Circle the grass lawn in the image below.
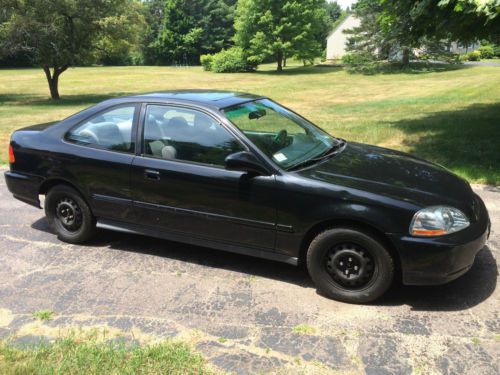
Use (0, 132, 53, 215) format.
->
(1, 62, 499, 184)
(0, 337, 211, 374)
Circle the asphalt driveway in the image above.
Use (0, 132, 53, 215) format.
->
(0, 174, 498, 374)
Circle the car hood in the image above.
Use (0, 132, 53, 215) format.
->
(298, 142, 473, 210)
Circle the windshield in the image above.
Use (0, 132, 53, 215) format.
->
(224, 99, 338, 169)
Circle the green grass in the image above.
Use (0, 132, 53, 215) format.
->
(0, 337, 211, 374)
(1, 62, 499, 184)
(292, 324, 317, 335)
(32, 310, 54, 321)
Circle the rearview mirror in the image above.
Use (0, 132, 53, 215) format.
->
(248, 109, 266, 120)
(225, 151, 269, 175)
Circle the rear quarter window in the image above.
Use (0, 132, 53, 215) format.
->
(66, 106, 136, 153)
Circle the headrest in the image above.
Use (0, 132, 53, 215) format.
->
(168, 116, 189, 128)
(162, 145, 177, 159)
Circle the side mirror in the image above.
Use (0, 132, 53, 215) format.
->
(225, 151, 269, 175)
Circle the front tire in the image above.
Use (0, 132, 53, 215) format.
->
(45, 185, 96, 244)
(307, 227, 394, 304)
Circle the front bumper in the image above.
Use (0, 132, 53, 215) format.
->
(390, 196, 491, 286)
(4, 170, 42, 208)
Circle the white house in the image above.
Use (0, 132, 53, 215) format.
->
(449, 41, 480, 54)
(326, 14, 360, 60)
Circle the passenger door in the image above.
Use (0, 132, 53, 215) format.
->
(63, 104, 139, 222)
(130, 104, 277, 251)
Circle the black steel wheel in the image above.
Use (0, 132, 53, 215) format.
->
(307, 227, 394, 303)
(55, 197, 83, 232)
(326, 243, 375, 289)
(45, 185, 96, 244)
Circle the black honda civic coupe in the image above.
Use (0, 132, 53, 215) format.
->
(5, 90, 490, 303)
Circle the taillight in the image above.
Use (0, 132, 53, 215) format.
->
(8, 145, 15, 164)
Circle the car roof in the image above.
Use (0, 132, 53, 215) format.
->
(122, 90, 264, 110)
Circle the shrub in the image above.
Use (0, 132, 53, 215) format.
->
(418, 53, 431, 61)
(342, 52, 381, 74)
(437, 52, 460, 64)
(493, 45, 500, 58)
(462, 51, 481, 61)
(341, 51, 376, 65)
(209, 47, 258, 73)
(130, 51, 145, 66)
(478, 45, 494, 59)
(200, 54, 213, 71)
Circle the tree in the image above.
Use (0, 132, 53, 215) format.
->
(234, 0, 329, 71)
(394, 0, 500, 44)
(143, 0, 237, 65)
(325, 1, 342, 25)
(94, 1, 146, 65)
(346, 0, 500, 67)
(345, 0, 388, 58)
(378, 0, 500, 64)
(142, 0, 166, 65)
(376, 1, 425, 65)
(155, 0, 201, 65)
(0, 0, 144, 99)
(200, 0, 238, 53)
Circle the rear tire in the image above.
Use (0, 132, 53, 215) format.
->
(307, 227, 394, 304)
(45, 185, 96, 244)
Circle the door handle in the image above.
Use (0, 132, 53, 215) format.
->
(144, 169, 160, 181)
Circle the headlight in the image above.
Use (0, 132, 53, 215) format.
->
(410, 206, 470, 237)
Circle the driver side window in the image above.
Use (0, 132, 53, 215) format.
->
(143, 105, 244, 166)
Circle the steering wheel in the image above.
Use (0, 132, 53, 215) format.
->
(273, 129, 288, 147)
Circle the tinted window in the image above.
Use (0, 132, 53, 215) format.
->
(66, 106, 136, 153)
(143, 105, 244, 166)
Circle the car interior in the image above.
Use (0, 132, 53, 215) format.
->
(143, 106, 242, 165)
(67, 106, 135, 152)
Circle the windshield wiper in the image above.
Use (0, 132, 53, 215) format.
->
(287, 158, 322, 171)
(287, 139, 346, 171)
(318, 139, 346, 158)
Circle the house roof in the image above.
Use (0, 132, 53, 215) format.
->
(326, 13, 357, 39)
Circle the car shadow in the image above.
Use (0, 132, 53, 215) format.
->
(30, 218, 313, 288)
(31, 218, 498, 311)
(378, 245, 498, 311)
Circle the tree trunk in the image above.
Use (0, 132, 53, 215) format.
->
(276, 50, 283, 72)
(401, 48, 410, 67)
(43, 65, 68, 100)
(283, 55, 287, 68)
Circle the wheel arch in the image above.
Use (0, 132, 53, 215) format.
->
(298, 218, 402, 276)
(38, 178, 92, 208)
